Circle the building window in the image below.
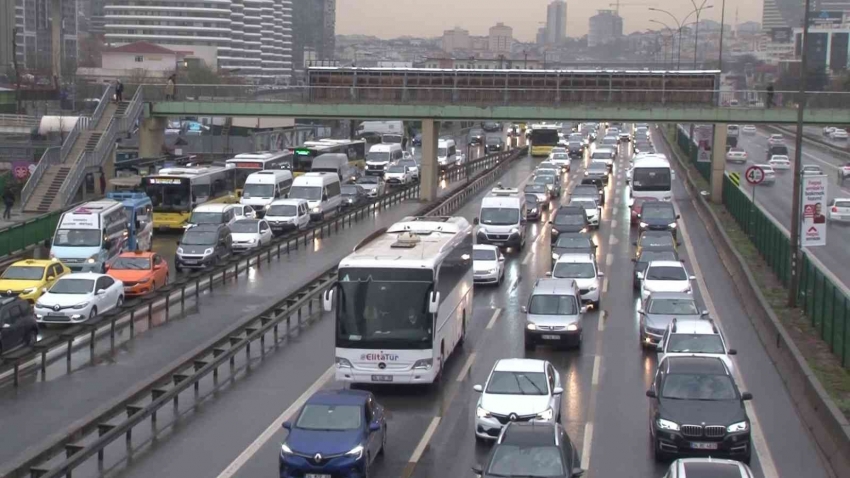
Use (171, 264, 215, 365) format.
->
(135, 56, 144, 62)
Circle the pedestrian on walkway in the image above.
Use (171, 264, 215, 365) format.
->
(98, 167, 107, 195)
(3, 188, 14, 220)
(115, 79, 124, 103)
(165, 75, 176, 101)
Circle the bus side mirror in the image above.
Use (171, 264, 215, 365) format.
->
(322, 288, 334, 312)
(428, 291, 440, 314)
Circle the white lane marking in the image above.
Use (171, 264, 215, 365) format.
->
(605, 253, 613, 266)
(612, 207, 618, 216)
(409, 417, 442, 463)
(522, 250, 535, 265)
(456, 352, 477, 382)
(598, 310, 606, 332)
(486, 308, 502, 330)
(611, 219, 618, 229)
(591, 355, 602, 385)
(216, 366, 335, 478)
(674, 202, 780, 478)
(580, 423, 594, 470)
(535, 229, 547, 244)
(602, 278, 609, 295)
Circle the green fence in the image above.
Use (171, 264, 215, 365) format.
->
(0, 209, 64, 259)
(675, 125, 711, 181)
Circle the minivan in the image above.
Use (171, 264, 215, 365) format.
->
(365, 143, 403, 176)
(186, 204, 237, 229)
(287, 172, 342, 220)
(437, 139, 458, 169)
(240, 170, 293, 216)
(175, 224, 232, 271)
(522, 278, 586, 349)
(265, 198, 310, 235)
(474, 186, 527, 249)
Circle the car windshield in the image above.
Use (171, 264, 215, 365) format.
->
(242, 183, 274, 198)
(729, 147, 745, 153)
(525, 194, 539, 205)
(53, 229, 102, 247)
(268, 204, 297, 216)
(487, 445, 565, 477)
(295, 404, 362, 431)
(638, 250, 677, 264)
(571, 200, 596, 210)
(367, 151, 390, 162)
(189, 212, 224, 225)
(555, 236, 592, 248)
(552, 153, 569, 160)
(661, 373, 737, 400)
(486, 137, 502, 144)
(357, 176, 378, 184)
(341, 185, 360, 196)
(288, 186, 323, 201)
(592, 151, 614, 159)
(554, 213, 584, 225)
(480, 207, 519, 226)
(470, 129, 484, 137)
(569, 142, 582, 149)
(525, 184, 546, 193)
(2, 266, 45, 280)
(553, 262, 596, 279)
(649, 298, 698, 315)
(387, 165, 406, 174)
(588, 163, 607, 172)
(646, 266, 687, 281)
(473, 249, 497, 261)
(111, 257, 151, 270)
(642, 206, 676, 221)
(602, 137, 617, 144)
(50, 278, 94, 294)
(181, 231, 217, 246)
(667, 334, 726, 354)
(529, 295, 579, 315)
(231, 220, 260, 233)
(534, 176, 554, 185)
(572, 186, 599, 197)
(641, 234, 674, 248)
(486, 371, 548, 395)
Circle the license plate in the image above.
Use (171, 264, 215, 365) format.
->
(371, 375, 393, 382)
(306, 474, 331, 478)
(691, 442, 718, 450)
(542, 335, 560, 340)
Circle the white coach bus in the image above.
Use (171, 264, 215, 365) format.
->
(323, 216, 474, 385)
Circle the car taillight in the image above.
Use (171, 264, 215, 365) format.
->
(833, 206, 839, 212)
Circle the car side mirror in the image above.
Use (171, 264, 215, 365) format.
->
(637, 309, 645, 315)
(656, 343, 663, 352)
(472, 464, 483, 475)
(553, 387, 564, 395)
(580, 306, 588, 314)
(630, 258, 636, 263)
(323, 288, 334, 312)
(47, 275, 55, 281)
(1, 323, 10, 329)
(473, 217, 479, 225)
(701, 310, 709, 316)
(741, 392, 753, 401)
(521, 305, 528, 313)
(96, 289, 107, 295)
(282, 421, 292, 430)
(597, 272, 604, 277)
(473, 384, 483, 393)
(545, 272, 552, 277)
(498, 256, 505, 263)
(728, 349, 738, 355)
(103, 264, 110, 272)
(645, 390, 657, 398)
(571, 468, 586, 478)
(369, 422, 381, 432)
(676, 214, 681, 219)
(428, 291, 440, 314)
(689, 275, 696, 280)
(176, 240, 181, 246)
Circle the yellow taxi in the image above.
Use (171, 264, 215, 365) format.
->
(0, 259, 71, 303)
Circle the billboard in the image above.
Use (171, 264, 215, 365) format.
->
(801, 175, 828, 247)
(771, 27, 793, 43)
(809, 11, 844, 27)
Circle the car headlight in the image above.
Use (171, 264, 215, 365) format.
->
(35, 300, 46, 308)
(413, 358, 433, 369)
(138, 277, 151, 283)
(264, 204, 271, 210)
(526, 322, 537, 330)
(248, 238, 257, 244)
(177, 247, 184, 254)
(727, 421, 748, 433)
(639, 222, 649, 228)
(552, 252, 560, 261)
(636, 271, 644, 279)
(345, 444, 364, 460)
(566, 323, 579, 331)
(656, 418, 680, 431)
(536, 408, 554, 421)
(476, 407, 492, 418)
(584, 171, 589, 176)
(487, 268, 498, 274)
(204, 248, 214, 255)
(280, 443, 293, 455)
(588, 285, 597, 291)
(87, 256, 97, 264)
(579, 228, 588, 233)
(510, 228, 519, 235)
(72, 301, 90, 310)
(668, 223, 677, 228)
(21, 287, 35, 294)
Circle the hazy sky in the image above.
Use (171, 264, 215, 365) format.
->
(337, 0, 762, 40)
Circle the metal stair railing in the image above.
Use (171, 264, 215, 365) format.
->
(19, 148, 59, 208)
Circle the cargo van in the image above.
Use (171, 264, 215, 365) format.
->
(50, 200, 129, 272)
(311, 153, 358, 183)
(474, 186, 527, 249)
(240, 170, 293, 215)
(365, 143, 403, 176)
(437, 139, 458, 169)
(288, 172, 342, 220)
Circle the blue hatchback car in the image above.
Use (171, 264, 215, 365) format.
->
(279, 389, 387, 478)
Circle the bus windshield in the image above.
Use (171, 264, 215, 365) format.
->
(336, 268, 434, 349)
(632, 167, 672, 192)
(530, 129, 559, 146)
(144, 181, 192, 212)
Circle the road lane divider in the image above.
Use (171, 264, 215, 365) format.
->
(456, 352, 477, 383)
(486, 308, 502, 330)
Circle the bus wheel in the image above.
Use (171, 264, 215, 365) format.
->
(433, 345, 445, 385)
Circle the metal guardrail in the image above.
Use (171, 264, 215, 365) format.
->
(1, 146, 525, 478)
(0, 114, 39, 127)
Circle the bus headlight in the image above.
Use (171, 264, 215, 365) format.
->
(413, 358, 433, 369)
(335, 357, 353, 368)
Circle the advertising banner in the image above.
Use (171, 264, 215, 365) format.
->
(801, 175, 828, 247)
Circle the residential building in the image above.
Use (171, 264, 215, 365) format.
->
(794, 25, 850, 72)
(536, 26, 547, 46)
(76, 41, 182, 83)
(546, 0, 567, 45)
(293, 0, 335, 71)
(489, 22, 513, 54)
(442, 27, 470, 53)
(0, 0, 14, 76)
(588, 9, 623, 48)
(8, 0, 79, 73)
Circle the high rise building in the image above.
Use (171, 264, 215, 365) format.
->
(8, 0, 79, 73)
(488, 22, 513, 53)
(546, 0, 567, 45)
(442, 27, 470, 53)
(0, 0, 14, 76)
(588, 9, 624, 47)
(293, 0, 336, 70)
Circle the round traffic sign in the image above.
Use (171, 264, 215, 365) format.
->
(745, 165, 765, 185)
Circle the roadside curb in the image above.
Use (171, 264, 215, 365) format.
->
(659, 127, 850, 477)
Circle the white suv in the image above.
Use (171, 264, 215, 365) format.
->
(550, 253, 603, 308)
(657, 317, 738, 373)
(640, 260, 695, 301)
(473, 358, 563, 442)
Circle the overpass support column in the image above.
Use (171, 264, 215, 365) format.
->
(710, 124, 728, 204)
(420, 119, 440, 203)
(139, 117, 167, 158)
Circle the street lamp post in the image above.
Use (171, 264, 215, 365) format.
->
(717, 0, 726, 72)
(650, 5, 713, 69)
(690, 0, 712, 68)
(650, 19, 680, 69)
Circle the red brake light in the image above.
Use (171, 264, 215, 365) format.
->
(833, 206, 839, 213)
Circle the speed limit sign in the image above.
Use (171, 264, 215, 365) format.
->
(745, 165, 765, 185)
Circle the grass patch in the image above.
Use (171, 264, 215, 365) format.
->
(662, 126, 850, 420)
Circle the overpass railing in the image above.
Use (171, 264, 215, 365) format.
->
(136, 84, 850, 110)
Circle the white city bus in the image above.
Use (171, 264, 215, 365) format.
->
(323, 216, 474, 385)
(628, 154, 675, 202)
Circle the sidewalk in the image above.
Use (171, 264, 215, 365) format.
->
(0, 207, 43, 230)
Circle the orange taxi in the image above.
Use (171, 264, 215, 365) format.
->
(106, 251, 169, 297)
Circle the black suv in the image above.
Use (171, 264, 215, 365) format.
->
(485, 135, 505, 153)
(572, 184, 605, 206)
(550, 206, 589, 236)
(473, 422, 584, 478)
(175, 224, 233, 272)
(0, 297, 38, 353)
(639, 202, 680, 239)
(469, 128, 485, 146)
(647, 356, 752, 464)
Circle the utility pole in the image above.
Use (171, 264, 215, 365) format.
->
(789, 0, 814, 308)
(718, 0, 726, 72)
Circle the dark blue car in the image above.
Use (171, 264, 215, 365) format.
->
(279, 389, 387, 478)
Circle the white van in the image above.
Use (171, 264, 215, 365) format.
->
(365, 143, 403, 176)
(288, 172, 342, 220)
(187, 203, 238, 228)
(474, 186, 527, 249)
(265, 198, 311, 235)
(311, 153, 358, 183)
(437, 138, 458, 169)
(50, 200, 129, 272)
(240, 170, 293, 216)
